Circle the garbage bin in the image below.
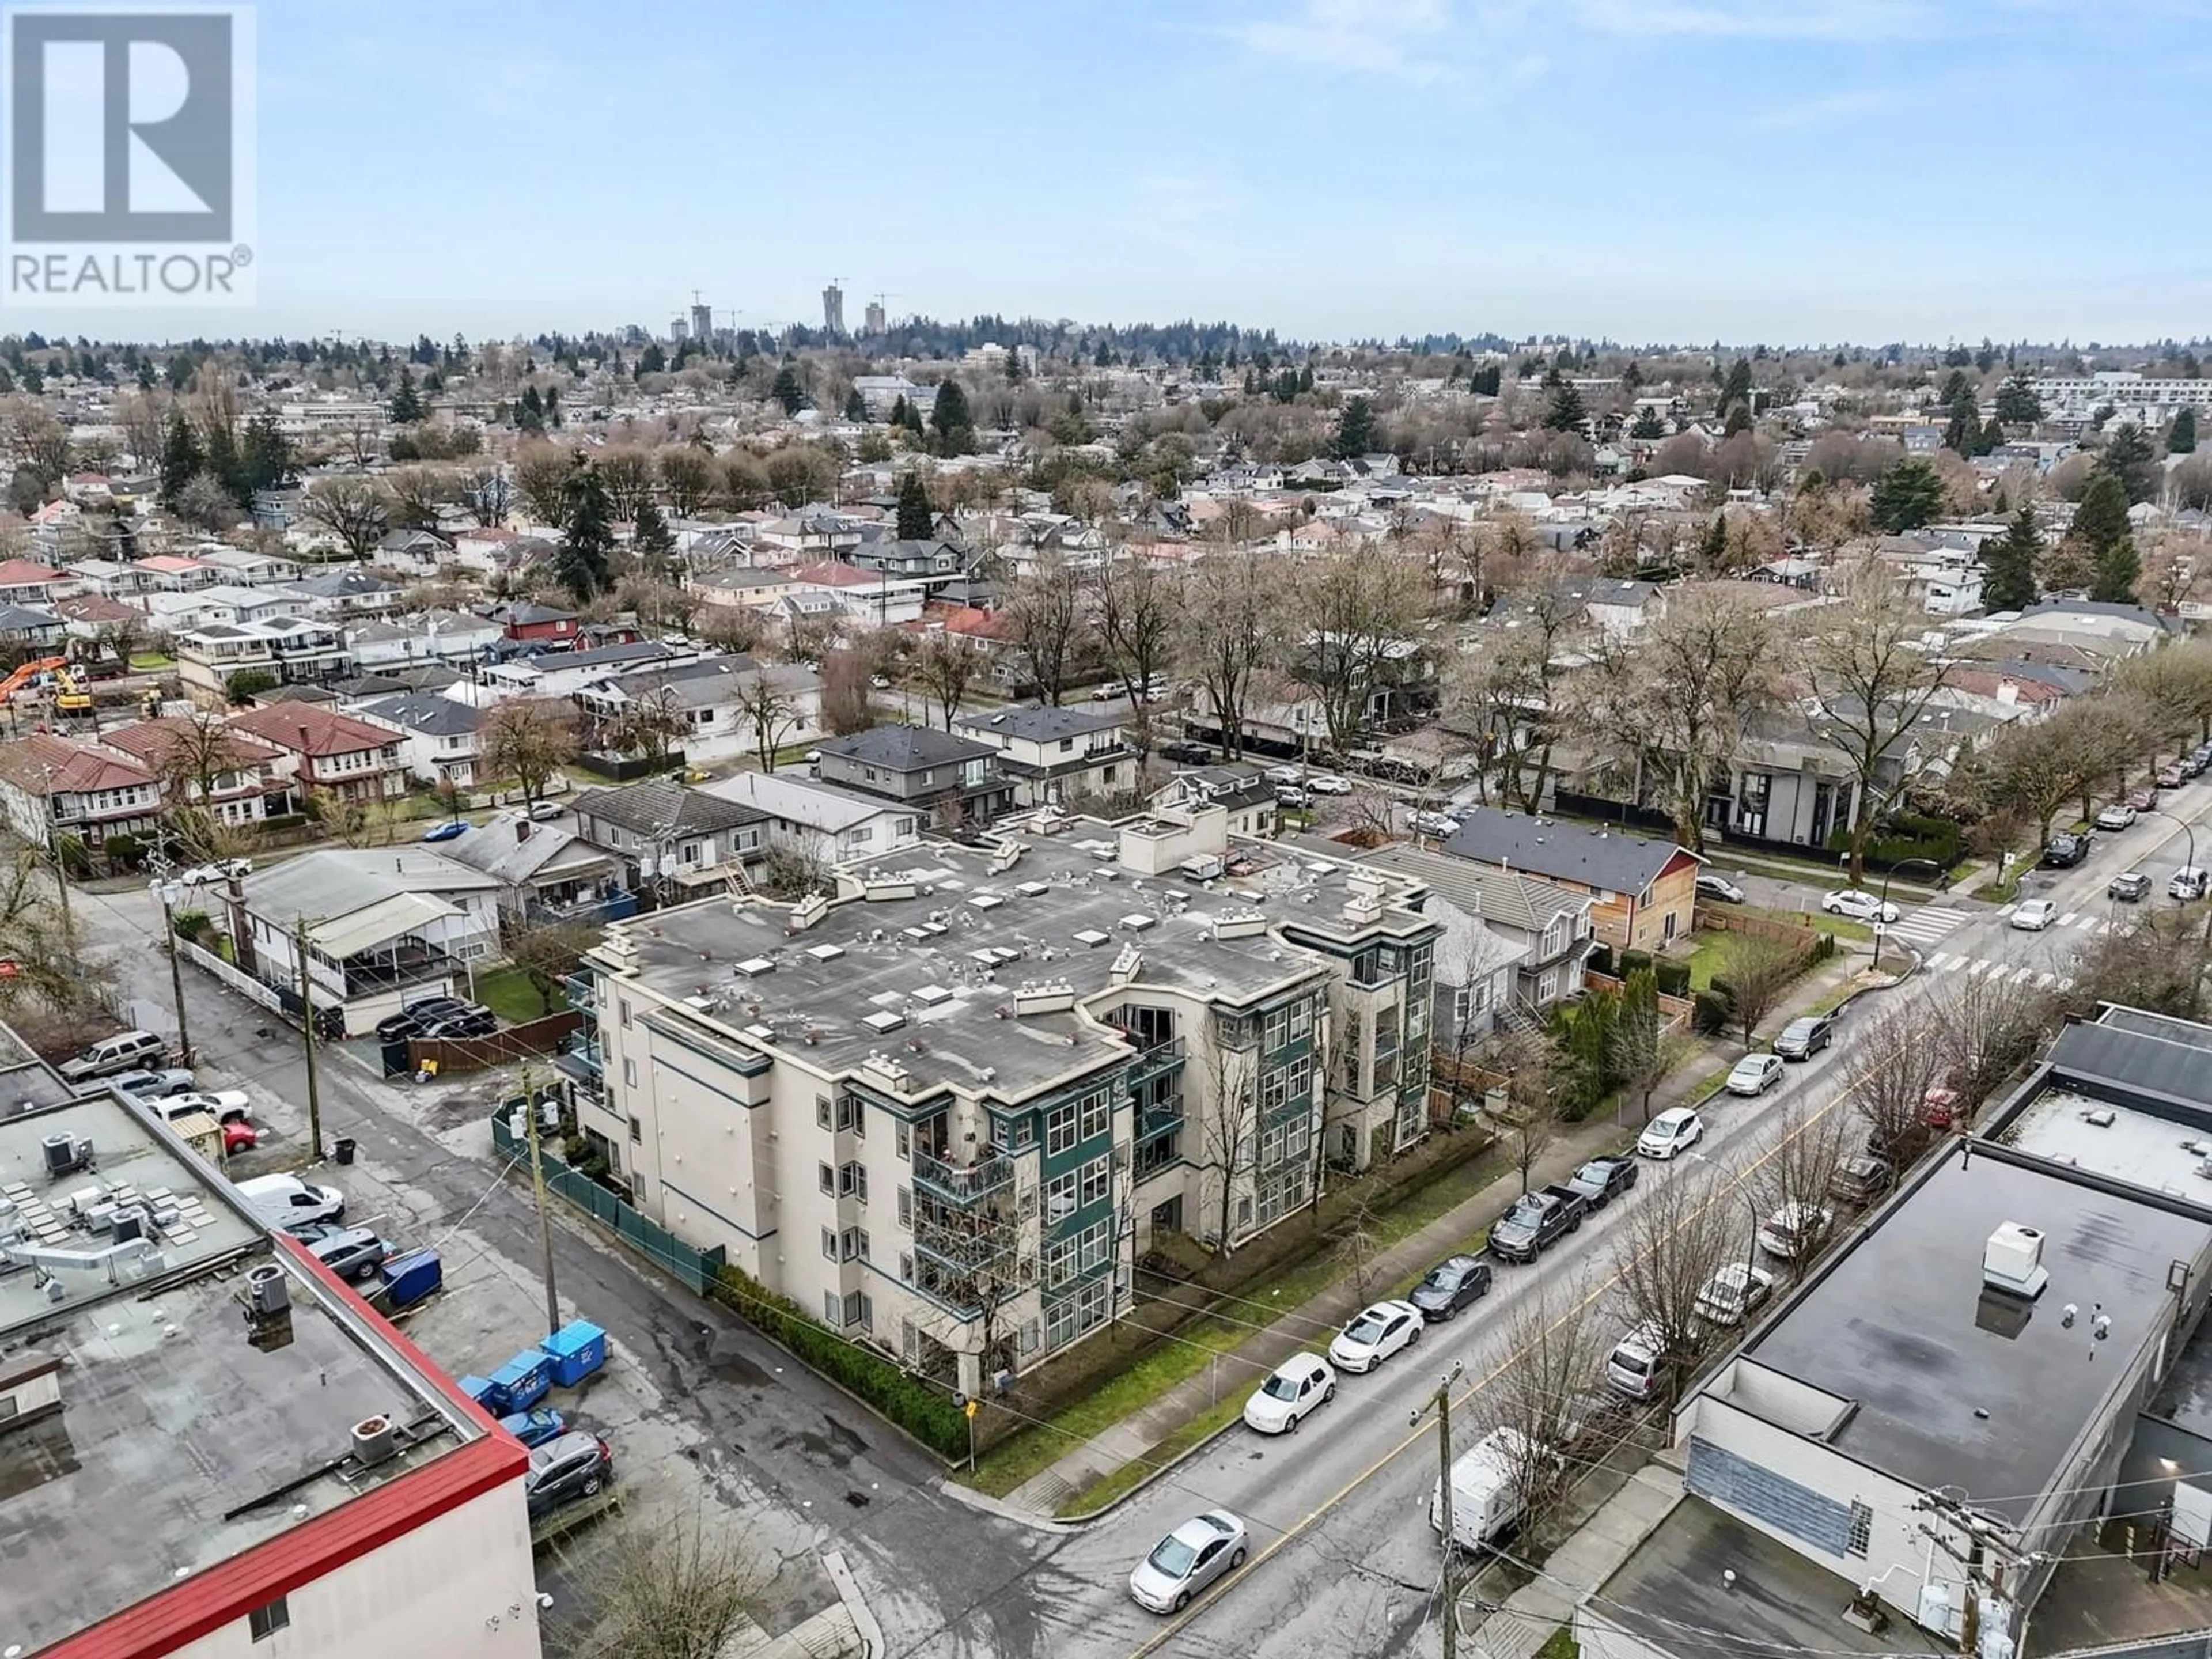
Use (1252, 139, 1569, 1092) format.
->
(334, 1137, 357, 1165)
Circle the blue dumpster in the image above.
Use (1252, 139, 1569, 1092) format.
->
(539, 1320, 608, 1387)
(490, 1348, 552, 1412)
(459, 1374, 506, 1415)
(379, 1249, 442, 1310)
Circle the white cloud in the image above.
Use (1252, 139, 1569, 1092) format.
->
(1567, 0, 1937, 40)
(1222, 0, 1458, 84)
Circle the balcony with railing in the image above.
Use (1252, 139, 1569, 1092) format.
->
(1134, 1093, 1185, 1180)
(1123, 1036, 1186, 1091)
(914, 1205, 1018, 1282)
(912, 1147, 1014, 1205)
(552, 1033, 604, 1100)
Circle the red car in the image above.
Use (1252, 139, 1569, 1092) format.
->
(2158, 764, 2188, 789)
(2127, 786, 2160, 812)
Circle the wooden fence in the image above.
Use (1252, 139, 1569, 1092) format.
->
(408, 1009, 583, 1075)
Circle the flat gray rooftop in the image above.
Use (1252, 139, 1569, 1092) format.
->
(0, 1094, 484, 1650)
(1745, 1147, 2212, 1520)
(1596, 1495, 1949, 1657)
(614, 828, 1419, 1101)
(2005, 1088, 2212, 1208)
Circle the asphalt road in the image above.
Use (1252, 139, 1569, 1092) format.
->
(73, 778, 2212, 1659)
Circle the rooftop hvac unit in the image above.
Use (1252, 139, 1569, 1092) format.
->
(110, 1209, 146, 1244)
(41, 1133, 91, 1177)
(351, 1414, 399, 1468)
(1983, 1221, 2048, 1299)
(245, 1263, 290, 1318)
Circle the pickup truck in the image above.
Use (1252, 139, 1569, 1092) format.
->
(1566, 1157, 1638, 1209)
(1490, 1184, 1588, 1263)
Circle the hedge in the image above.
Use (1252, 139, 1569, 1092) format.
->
(707, 1264, 968, 1460)
(1654, 959, 1692, 997)
(1585, 943, 1615, 978)
(1825, 811, 1962, 874)
(1693, 989, 1733, 1034)
(1618, 949, 1655, 979)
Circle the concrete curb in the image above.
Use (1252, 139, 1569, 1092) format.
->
(822, 1550, 884, 1658)
(1052, 1411, 1248, 1527)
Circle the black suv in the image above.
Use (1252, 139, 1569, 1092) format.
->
(2041, 832, 2093, 868)
(1407, 1253, 1493, 1321)
(525, 1431, 613, 1518)
(376, 998, 472, 1042)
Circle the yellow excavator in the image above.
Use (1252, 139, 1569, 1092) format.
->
(52, 665, 90, 714)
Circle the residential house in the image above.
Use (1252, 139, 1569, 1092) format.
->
(354, 689, 486, 788)
(813, 724, 1014, 825)
(228, 702, 408, 803)
(499, 601, 579, 644)
(699, 769, 923, 866)
(369, 528, 452, 578)
(955, 702, 1132, 807)
(578, 657, 823, 768)
(480, 639, 681, 701)
(0, 558, 74, 608)
(1440, 806, 1699, 955)
(176, 618, 352, 703)
(349, 608, 504, 671)
(97, 717, 289, 828)
(232, 849, 503, 1032)
(130, 554, 214, 590)
(0, 732, 161, 846)
(570, 777, 769, 896)
(193, 545, 300, 586)
(0, 605, 67, 651)
(441, 808, 623, 925)
(1166, 768, 1279, 839)
(687, 566, 798, 612)
(290, 566, 403, 618)
(786, 562, 928, 627)
(753, 509, 866, 562)
(53, 592, 145, 646)
(847, 538, 970, 589)
(61, 559, 149, 600)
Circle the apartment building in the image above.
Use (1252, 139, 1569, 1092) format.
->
(569, 800, 1438, 1393)
(176, 617, 353, 704)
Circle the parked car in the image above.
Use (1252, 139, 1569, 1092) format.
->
(1725, 1054, 1786, 1097)
(1829, 1153, 1893, 1207)
(301, 1225, 392, 1282)
(1566, 1157, 1639, 1209)
(2174, 866, 2211, 902)
(1821, 888, 1900, 924)
(1757, 1203, 1834, 1262)
(1264, 765, 1305, 786)
(1408, 810, 1461, 837)
(1128, 1511, 1248, 1615)
(527, 798, 564, 821)
(2095, 804, 2138, 831)
(1304, 775, 1354, 796)
(110, 1066, 198, 1099)
(421, 820, 468, 843)
(2185, 752, 2211, 779)
(177, 857, 252, 884)
(376, 997, 475, 1042)
(1604, 1323, 1675, 1401)
(1695, 1261, 1778, 1326)
(2158, 763, 2188, 789)
(1490, 1185, 1588, 1263)
(162, 1089, 251, 1124)
(1695, 873, 1746, 904)
(1407, 1253, 1494, 1321)
(421, 1011, 497, 1040)
(2040, 832, 2093, 868)
(2109, 870, 2153, 903)
(236, 1172, 346, 1226)
(2126, 786, 2160, 811)
(2012, 898, 2059, 931)
(1638, 1107, 1705, 1158)
(524, 1431, 613, 1520)
(59, 1028, 168, 1084)
(1241, 1352, 1335, 1435)
(498, 1407, 569, 1448)
(1327, 1299, 1425, 1373)
(1274, 786, 1312, 809)
(1772, 1014, 1836, 1062)
(1158, 740, 1215, 764)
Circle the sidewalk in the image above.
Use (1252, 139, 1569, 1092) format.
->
(1003, 947, 1872, 1518)
(1460, 1463, 1687, 1659)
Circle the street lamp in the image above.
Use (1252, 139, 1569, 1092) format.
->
(150, 878, 195, 1067)
(1872, 857, 1946, 972)
(1690, 1150, 1762, 1270)
(2145, 808, 2210, 941)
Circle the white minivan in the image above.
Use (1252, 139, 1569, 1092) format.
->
(1604, 1324, 1673, 1401)
(235, 1173, 346, 1227)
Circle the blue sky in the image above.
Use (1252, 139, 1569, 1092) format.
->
(18, 0, 2212, 346)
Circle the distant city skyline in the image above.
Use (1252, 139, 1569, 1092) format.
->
(6, 0, 2207, 346)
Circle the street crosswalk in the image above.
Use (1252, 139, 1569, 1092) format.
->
(1884, 904, 1971, 947)
(1921, 953, 2078, 991)
(1994, 904, 2119, 935)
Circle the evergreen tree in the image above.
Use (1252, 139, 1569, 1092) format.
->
(2170, 407, 2198, 455)
(902, 397, 926, 438)
(1994, 374, 2043, 425)
(1723, 401, 1752, 437)
(888, 394, 910, 429)
(1622, 360, 1643, 391)
(1003, 346, 1024, 384)
(843, 388, 868, 423)
(2097, 422, 2157, 503)
(631, 499, 673, 559)
(1543, 381, 1589, 433)
(1870, 459, 1945, 532)
(1468, 364, 1501, 396)
(1944, 386, 1980, 454)
(2092, 533, 2142, 604)
(1629, 406, 1665, 440)
(1332, 396, 1378, 459)
(555, 457, 613, 600)
(240, 407, 293, 493)
(771, 364, 805, 416)
(2074, 473, 2133, 553)
(203, 422, 248, 505)
(1698, 512, 1730, 568)
(158, 412, 202, 505)
(1297, 365, 1314, 395)
(388, 368, 423, 423)
(1982, 505, 2041, 612)
(929, 379, 974, 452)
(517, 384, 545, 434)
(1720, 357, 1754, 413)
(637, 343, 666, 377)
(895, 473, 933, 540)
(1939, 368, 1971, 406)
(544, 385, 562, 428)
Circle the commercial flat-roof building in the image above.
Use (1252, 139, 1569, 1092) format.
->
(0, 1090, 534, 1658)
(570, 799, 1440, 1394)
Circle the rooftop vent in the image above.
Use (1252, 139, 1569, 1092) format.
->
(863, 876, 918, 903)
(2082, 1107, 2116, 1128)
(1016, 881, 1051, 899)
(862, 1010, 907, 1036)
(1013, 980, 1078, 1016)
(1983, 1221, 2048, 1300)
(1213, 910, 1269, 940)
(1109, 943, 1143, 985)
(805, 944, 844, 963)
(41, 1134, 92, 1179)
(789, 892, 831, 932)
(1119, 913, 1156, 933)
(970, 894, 1005, 912)
(245, 1263, 290, 1318)
(911, 984, 954, 1007)
(1073, 928, 1110, 949)
(351, 1414, 399, 1468)
(735, 957, 776, 977)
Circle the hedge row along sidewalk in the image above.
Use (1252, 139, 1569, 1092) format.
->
(994, 941, 1872, 1522)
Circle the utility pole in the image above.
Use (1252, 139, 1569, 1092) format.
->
(520, 1061, 562, 1337)
(1412, 1361, 1468, 1659)
(293, 914, 324, 1162)
(1915, 1488, 2016, 1657)
(153, 881, 193, 1066)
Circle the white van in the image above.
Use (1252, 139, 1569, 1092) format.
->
(1604, 1323, 1672, 1401)
(235, 1173, 346, 1226)
(1430, 1427, 1539, 1551)
(2172, 866, 2209, 902)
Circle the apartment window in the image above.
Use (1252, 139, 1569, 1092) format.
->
(1847, 1501, 1873, 1558)
(1264, 1008, 1289, 1050)
(1080, 1155, 1111, 1208)
(824, 1290, 846, 1326)
(838, 1161, 868, 1202)
(897, 1185, 912, 1228)
(622, 1058, 637, 1088)
(248, 1597, 290, 1641)
(1290, 997, 1313, 1038)
(895, 1120, 911, 1160)
(821, 1226, 839, 1260)
(1047, 1168, 1078, 1219)
(1046, 1101, 1078, 1156)
(1007, 1114, 1036, 1150)
(818, 1094, 834, 1130)
(842, 1226, 870, 1262)
(628, 1116, 642, 1143)
(1080, 1089, 1109, 1141)
(618, 997, 632, 1029)
(850, 1291, 873, 1332)
(819, 1161, 835, 1195)
(899, 1251, 914, 1284)
(838, 1095, 863, 1135)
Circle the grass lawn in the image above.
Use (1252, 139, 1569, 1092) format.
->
(128, 652, 174, 671)
(1056, 1393, 1250, 1517)
(1534, 1629, 1580, 1659)
(474, 965, 553, 1023)
(1734, 902, 1872, 943)
(1684, 931, 1729, 990)
(964, 1134, 1517, 1497)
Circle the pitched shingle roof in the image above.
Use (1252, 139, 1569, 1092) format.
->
(819, 724, 993, 771)
(1440, 805, 1689, 894)
(570, 777, 766, 837)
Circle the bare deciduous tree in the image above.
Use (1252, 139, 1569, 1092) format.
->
(1743, 1106, 1854, 1278)
(1001, 551, 1085, 706)
(595, 445, 656, 521)
(1472, 1278, 1613, 1529)
(655, 445, 717, 517)
(1851, 1003, 1946, 1174)
(1288, 544, 1429, 752)
(1180, 546, 1281, 762)
(1195, 1017, 1259, 1253)
(914, 634, 980, 730)
(481, 697, 578, 804)
(301, 476, 390, 559)
(513, 442, 579, 525)
(733, 669, 805, 771)
(1488, 1028, 1560, 1196)
(1093, 558, 1180, 752)
(1612, 1166, 1736, 1404)
(1719, 933, 1799, 1050)
(554, 1504, 768, 1659)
